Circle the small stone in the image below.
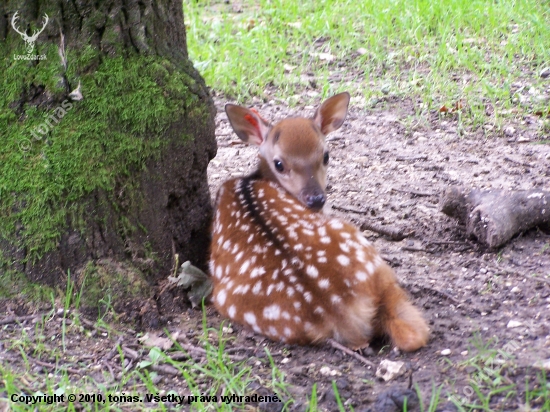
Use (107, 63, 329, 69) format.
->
(517, 136, 530, 143)
(357, 47, 368, 55)
(533, 359, 550, 370)
(504, 126, 515, 137)
(441, 349, 452, 356)
(319, 366, 331, 376)
(381, 83, 391, 95)
(376, 360, 406, 382)
(461, 350, 469, 356)
(541, 67, 550, 78)
(507, 320, 523, 329)
(511, 286, 521, 294)
(280, 357, 290, 364)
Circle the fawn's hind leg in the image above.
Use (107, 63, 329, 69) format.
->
(375, 265, 430, 352)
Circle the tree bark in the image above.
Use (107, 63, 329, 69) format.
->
(441, 187, 550, 249)
(0, 0, 216, 287)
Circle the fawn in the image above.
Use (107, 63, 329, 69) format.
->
(210, 93, 429, 351)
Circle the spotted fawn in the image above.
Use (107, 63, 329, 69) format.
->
(210, 93, 429, 351)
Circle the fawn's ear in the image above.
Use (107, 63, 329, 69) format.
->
(313, 92, 350, 135)
(225, 104, 271, 146)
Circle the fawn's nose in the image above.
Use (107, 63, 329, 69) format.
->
(305, 192, 326, 211)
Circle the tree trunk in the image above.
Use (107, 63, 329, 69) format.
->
(0, 0, 216, 288)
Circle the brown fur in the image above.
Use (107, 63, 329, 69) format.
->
(210, 178, 429, 351)
(211, 93, 429, 351)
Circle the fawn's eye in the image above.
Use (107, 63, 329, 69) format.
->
(274, 160, 284, 173)
(323, 152, 329, 165)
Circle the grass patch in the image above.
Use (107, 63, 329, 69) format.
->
(1, 281, 290, 412)
(184, 0, 550, 125)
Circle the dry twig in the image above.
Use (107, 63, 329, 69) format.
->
(327, 339, 376, 368)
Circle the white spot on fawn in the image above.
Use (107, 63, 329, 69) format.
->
(337, 254, 350, 266)
(252, 281, 263, 295)
(239, 260, 250, 275)
(217, 289, 227, 306)
(250, 266, 266, 278)
(233, 284, 250, 295)
(244, 312, 257, 326)
(355, 271, 368, 282)
(318, 278, 330, 289)
(314, 306, 324, 314)
(304, 292, 312, 302)
(366, 261, 375, 276)
(320, 236, 331, 244)
(235, 251, 244, 262)
(228, 305, 236, 318)
(263, 304, 281, 320)
(329, 219, 344, 229)
(306, 265, 319, 278)
(339, 242, 350, 253)
(331, 295, 342, 304)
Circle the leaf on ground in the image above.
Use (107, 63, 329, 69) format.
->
(139, 332, 175, 350)
(168, 261, 213, 308)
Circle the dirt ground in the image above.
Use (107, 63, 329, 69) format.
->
(1, 94, 549, 411)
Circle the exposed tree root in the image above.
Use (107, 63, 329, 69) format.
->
(440, 187, 550, 249)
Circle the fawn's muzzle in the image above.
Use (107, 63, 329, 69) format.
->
(304, 190, 326, 211)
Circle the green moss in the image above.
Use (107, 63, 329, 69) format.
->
(0, 44, 204, 263)
(77, 260, 150, 313)
(0, 270, 55, 301)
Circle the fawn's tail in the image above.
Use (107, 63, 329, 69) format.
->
(377, 267, 430, 352)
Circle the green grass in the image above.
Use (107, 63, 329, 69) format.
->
(183, 0, 550, 126)
(1, 279, 290, 412)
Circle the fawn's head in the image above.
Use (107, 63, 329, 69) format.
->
(225, 92, 350, 211)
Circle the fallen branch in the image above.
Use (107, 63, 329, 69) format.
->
(360, 221, 412, 241)
(0, 308, 63, 326)
(327, 339, 375, 368)
(332, 204, 371, 215)
(392, 188, 436, 197)
(396, 155, 428, 162)
(441, 187, 550, 248)
(28, 355, 82, 375)
(402, 283, 459, 305)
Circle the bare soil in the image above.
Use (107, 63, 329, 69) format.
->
(1, 95, 549, 411)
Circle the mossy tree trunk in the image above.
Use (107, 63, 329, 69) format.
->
(0, 0, 216, 288)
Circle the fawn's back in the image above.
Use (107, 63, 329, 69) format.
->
(210, 93, 429, 351)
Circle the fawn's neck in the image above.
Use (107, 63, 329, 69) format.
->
(252, 157, 277, 183)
